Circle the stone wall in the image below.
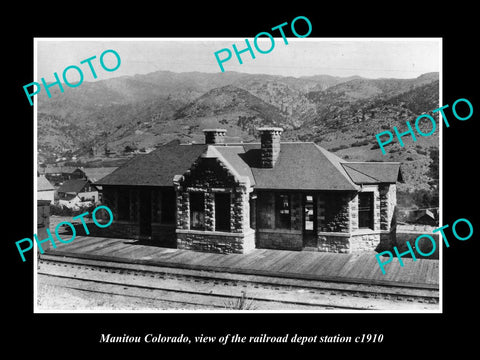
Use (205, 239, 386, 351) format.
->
(379, 184, 396, 231)
(204, 191, 215, 231)
(177, 229, 255, 254)
(317, 233, 350, 253)
(259, 128, 283, 168)
(350, 232, 381, 252)
(174, 156, 254, 254)
(231, 186, 250, 233)
(183, 157, 238, 189)
(320, 192, 354, 233)
(176, 192, 190, 230)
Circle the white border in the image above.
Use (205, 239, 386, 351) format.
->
(33, 37, 443, 314)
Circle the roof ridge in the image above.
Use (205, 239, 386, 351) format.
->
(313, 144, 359, 190)
(342, 163, 381, 182)
(346, 161, 401, 164)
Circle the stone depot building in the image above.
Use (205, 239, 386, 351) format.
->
(96, 128, 402, 254)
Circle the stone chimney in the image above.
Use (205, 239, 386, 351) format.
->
(203, 129, 227, 144)
(258, 127, 283, 168)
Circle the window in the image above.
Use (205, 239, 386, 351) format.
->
(161, 189, 176, 224)
(275, 193, 291, 229)
(190, 192, 205, 230)
(117, 190, 130, 221)
(358, 192, 374, 229)
(257, 192, 274, 229)
(249, 195, 257, 230)
(152, 190, 161, 223)
(152, 189, 176, 224)
(215, 193, 231, 232)
(304, 195, 315, 231)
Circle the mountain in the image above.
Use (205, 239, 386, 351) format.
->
(37, 71, 358, 156)
(37, 71, 439, 193)
(294, 78, 440, 192)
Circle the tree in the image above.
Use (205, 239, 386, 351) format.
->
(123, 145, 135, 154)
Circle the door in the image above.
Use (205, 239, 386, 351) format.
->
(303, 194, 317, 248)
(215, 192, 231, 232)
(139, 189, 152, 239)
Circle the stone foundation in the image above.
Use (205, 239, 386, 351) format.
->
(350, 232, 381, 252)
(176, 229, 255, 254)
(315, 230, 395, 254)
(317, 233, 350, 253)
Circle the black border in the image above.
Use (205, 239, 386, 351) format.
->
(7, 5, 479, 354)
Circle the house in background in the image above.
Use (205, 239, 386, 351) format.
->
(37, 174, 55, 204)
(413, 209, 437, 226)
(96, 128, 402, 255)
(72, 167, 118, 201)
(78, 167, 118, 184)
(57, 179, 99, 208)
(38, 166, 79, 186)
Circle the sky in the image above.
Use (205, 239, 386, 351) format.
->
(35, 38, 441, 82)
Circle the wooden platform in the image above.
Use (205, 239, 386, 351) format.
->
(42, 236, 439, 289)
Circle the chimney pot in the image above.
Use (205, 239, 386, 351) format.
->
(257, 127, 283, 168)
(203, 129, 227, 144)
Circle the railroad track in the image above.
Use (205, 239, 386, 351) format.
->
(37, 254, 439, 311)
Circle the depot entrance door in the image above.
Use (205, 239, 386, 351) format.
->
(302, 194, 317, 248)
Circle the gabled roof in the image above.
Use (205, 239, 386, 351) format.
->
(96, 140, 401, 191)
(341, 162, 403, 184)
(213, 146, 256, 186)
(238, 142, 359, 191)
(39, 166, 78, 174)
(96, 141, 208, 187)
(57, 179, 94, 194)
(416, 209, 435, 220)
(37, 175, 55, 191)
(75, 167, 118, 183)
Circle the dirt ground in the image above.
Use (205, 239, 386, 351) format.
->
(37, 281, 216, 311)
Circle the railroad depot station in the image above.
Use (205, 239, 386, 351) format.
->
(94, 128, 403, 255)
(37, 128, 439, 309)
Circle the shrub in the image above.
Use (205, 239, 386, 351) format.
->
(223, 291, 256, 310)
(329, 144, 349, 152)
(351, 139, 370, 147)
(397, 189, 439, 208)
